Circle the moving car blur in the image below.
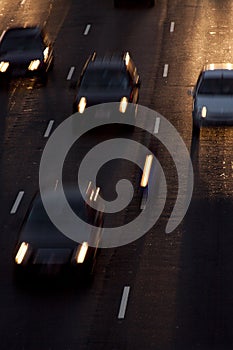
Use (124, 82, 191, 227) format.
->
(191, 63, 233, 134)
(114, 0, 155, 8)
(14, 183, 104, 282)
(0, 26, 54, 82)
(72, 51, 140, 114)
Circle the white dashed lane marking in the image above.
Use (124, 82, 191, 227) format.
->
(153, 117, 160, 134)
(44, 120, 55, 138)
(118, 286, 130, 319)
(170, 21, 175, 32)
(10, 191, 24, 214)
(67, 66, 75, 80)
(83, 24, 91, 36)
(163, 64, 169, 77)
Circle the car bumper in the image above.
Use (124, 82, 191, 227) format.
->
(0, 63, 49, 79)
(193, 114, 233, 127)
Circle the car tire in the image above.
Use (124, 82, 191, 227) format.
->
(40, 70, 48, 85)
(48, 56, 54, 71)
(114, 0, 120, 8)
(192, 119, 200, 136)
(13, 265, 30, 286)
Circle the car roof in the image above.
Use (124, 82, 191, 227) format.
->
(87, 61, 125, 70)
(203, 63, 233, 71)
(18, 188, 99, 247)
(85, 52, 133, 71)
(202, 63, 233, 78)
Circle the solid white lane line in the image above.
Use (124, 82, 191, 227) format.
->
(163, 64, 169, 77)
(10, 191, 24, 214)
(153, 117, 160, 134)
(118, 286, 130, 319)
(44, 120, 54, 138)
(83, 24, 91, 36)
(170, 21, 175, 32)
(67, 66, 75, 80)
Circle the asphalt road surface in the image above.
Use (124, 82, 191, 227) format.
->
(1, 0, 233, 349)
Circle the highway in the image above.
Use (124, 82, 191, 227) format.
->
(1, 0, 233, 349)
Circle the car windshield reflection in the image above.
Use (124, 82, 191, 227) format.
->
(198, 78, 233, 95)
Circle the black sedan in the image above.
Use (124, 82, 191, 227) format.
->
(14, 184, 103, 282)
(114, 0, 154, 8)
(72, 52, 140, 113)
(0, 26, 54, 82)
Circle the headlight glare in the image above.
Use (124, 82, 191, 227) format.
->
(201, 106, 207, 118)
(15, 242, 29, 265)
(78, 97, 87, 113)
(119, 97, 128, 113)
(0, 61, 9, 72)
(43, 47, 49, 62)
(76, 242, 88, 263)
(28, 59, 41, 71)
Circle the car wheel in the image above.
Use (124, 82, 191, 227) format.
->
(114, 0, 120, 8)
(148, 0, 155, 7)
(192, 119, 200, 136)
(13, 265, 29, 286)
(40, 70, 48, 85)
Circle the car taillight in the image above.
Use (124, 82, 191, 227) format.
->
(129, 90, 133, 102)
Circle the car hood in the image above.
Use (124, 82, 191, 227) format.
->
(195, 95, 233, 115)
(0, 50, 43, 63)
(33, 248, 73, 264)
(75, 88, 132, 107)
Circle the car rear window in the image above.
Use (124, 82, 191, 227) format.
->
(198, 77, 233, 95)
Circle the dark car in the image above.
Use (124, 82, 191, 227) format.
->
(114, 0, 155, 8)
(72, 52, 140, 113)
(14, 184, 103, 281)
(190, 63, 233, 134)
(0, 26, 54, 81)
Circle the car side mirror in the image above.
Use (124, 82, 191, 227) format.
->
(187, 87, 194, 96)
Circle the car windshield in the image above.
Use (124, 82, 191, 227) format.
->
(28, 194, 90, 226)
(0, 33, 43, 53)
(198, 77, 233, 95)
(81, 68, 130, 90)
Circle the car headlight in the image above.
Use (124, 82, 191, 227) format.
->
(0, 61, 9, 72)
(201, 106, 207, 118)
(119, 97, 128, 113)
(124, 51, 130, 67)
(78, 97, 87, 113)
(15, 242, 29, 264)
(140, 154, 153, 188)
(28, 59, 41, 71)
(75, 242, 89, 263)
(43, 47, 49, 62)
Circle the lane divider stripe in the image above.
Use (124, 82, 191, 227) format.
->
(84, 24, 91, 36)
(67, 66, 75, 80)
(118, 286, 130, 319)
(44, 120, 54, 138)
(10, 191, 24, 214)
(163, 64, 169, 77)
